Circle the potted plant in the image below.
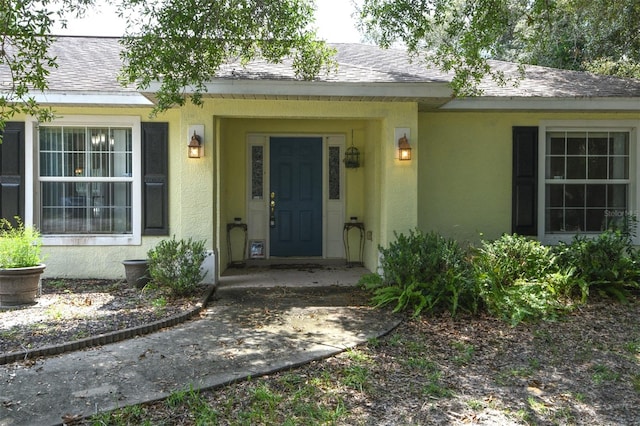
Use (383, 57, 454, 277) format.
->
(0, 218, 46, 307)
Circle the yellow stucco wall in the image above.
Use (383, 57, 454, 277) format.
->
(418, 111, 640, 244)
(21, 102, 640, 280)
(9, 105, 217, 280)
(196, 99, 419, 272)
(12, 99, 419, 279)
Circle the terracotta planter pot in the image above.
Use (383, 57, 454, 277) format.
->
(0, 264, 46, 307)
(122, 259, 150, 288)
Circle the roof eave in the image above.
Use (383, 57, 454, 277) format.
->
(10, 91, 155, 107)
(142, 79, 454, 105)
(440, 96, 640, 111)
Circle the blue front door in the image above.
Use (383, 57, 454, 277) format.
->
(269, 137, 323, 257)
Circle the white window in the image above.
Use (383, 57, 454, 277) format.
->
(29, 116, 141, 245)
(540, 121, 638, 243)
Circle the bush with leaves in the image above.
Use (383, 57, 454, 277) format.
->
(554, 230, 640, 302)
(365, 228, 640, 325)
(474, 234, 579, 325)
(0, 218, 43, 268)
(360, 230, 478, 317)
(147, 237, 208, 296)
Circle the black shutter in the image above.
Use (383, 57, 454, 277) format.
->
(512, 127, 538, 235)
(141, 122, 169, 235)
(0, 122, 25, 225)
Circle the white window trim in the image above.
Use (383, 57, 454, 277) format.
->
(538, 120, 640, 245)
(26, 115, 142, 246)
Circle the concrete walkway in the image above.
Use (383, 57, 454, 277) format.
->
(0, 267, 401, 426)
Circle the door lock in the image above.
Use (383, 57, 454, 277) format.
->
(270, 191, 276, 227)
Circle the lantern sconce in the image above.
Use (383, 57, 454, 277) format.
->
(395, 128, 412, 161)
(398, 134, 411, 160)
(188, 125, 204, 158)
(344, 130, 361, 168)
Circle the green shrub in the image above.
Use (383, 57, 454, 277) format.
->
(147, 236, 208, 296)
(360, 230, 478, 317)
(0, 218, 42, 268)
(365, 229, 640, 325)
(554, 230, 640, 301)
(474, 234, 578, 325)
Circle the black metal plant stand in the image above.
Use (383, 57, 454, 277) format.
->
(227, 222, 248, 267)
(343, 222, 365, 267)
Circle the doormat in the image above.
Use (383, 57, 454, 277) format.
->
(270, 263, 325, 270)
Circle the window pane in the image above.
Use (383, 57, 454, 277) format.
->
(610, 157, 628, 179)
(547, 184, 564, 207)
(64, 152, 86, 177)
(40, 152, 63, 177)
(565, 209, 584, 232)
(112, 128, 132, 152)
(565, 184, 584, 207)
(586, 209, 606, 232)
(566, 157, 586, 179)
(586, 184, 606, 207)
(588, 133, 608, 155)
(546, 208, 563, 233)
(90, 151, 109, 177)
(89, 128, 110, 152)
(64, 128, 85, 152)
(588, 157, 607, 179)
(605, 210, 628, 230)
(567, 133, 586, 155)
(40, 127, 59, 151)
(329, 146, 341, 200)
(608, 184, 627, 208)
(610, 133, 629, 155)
(547, 133, 566, 155)
(251, 145, 263, 199)
(547, 157, 565, 179)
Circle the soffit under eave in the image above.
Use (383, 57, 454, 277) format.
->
(140, 92, 453, 108)
(436, 96, 640, 112)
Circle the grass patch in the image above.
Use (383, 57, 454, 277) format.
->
(341, 365, 370, 392)
(452, 341, 475, 365)
(630, 374, 640, 393)
(591, 364, 620, 384)
(467, 399, 485, 410)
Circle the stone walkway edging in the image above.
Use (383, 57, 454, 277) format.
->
(0, 284, 217, 366)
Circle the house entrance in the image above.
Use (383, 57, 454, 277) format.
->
(269, 137, 323, 256)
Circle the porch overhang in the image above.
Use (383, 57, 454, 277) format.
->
(142, 79, 454, 110)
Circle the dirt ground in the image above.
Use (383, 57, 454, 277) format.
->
(189, 293, 640, 425)
(0, 279, 204, 356)
(2, 280, 639, 425)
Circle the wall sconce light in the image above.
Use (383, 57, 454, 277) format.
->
(187, 125, 204, 158)
(188, 132, 202, 158)
(398, 133, 411, 161)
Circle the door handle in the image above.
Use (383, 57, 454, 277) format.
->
(270, 192, 276, 227)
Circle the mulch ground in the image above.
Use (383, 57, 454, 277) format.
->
(0, 278, 205, 357)
(192, 293, 640, 425)
(2, 280, 639, 425)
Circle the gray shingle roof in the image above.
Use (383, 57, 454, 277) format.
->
(3, 36, 640, 105)
(215, 43, 451, 84)
(480, 60, 640, 98)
